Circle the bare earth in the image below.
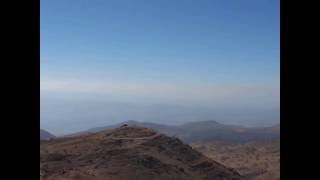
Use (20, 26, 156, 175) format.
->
(192, 140, 280, 180)
(40, 127, 245, 180)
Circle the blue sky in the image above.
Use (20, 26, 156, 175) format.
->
(41, 0, 279, 134)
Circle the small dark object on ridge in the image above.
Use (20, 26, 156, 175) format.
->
(120, 124, 128, 128)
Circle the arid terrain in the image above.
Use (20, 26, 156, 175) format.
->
(40, 126, 244, 180)
(41, 122, 280, 180)
(192, 140, 280, 180)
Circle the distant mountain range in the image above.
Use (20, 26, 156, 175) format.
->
(66, 120, 280, 143)
(40, 129, 55, 140)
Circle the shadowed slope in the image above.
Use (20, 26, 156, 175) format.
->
(40, 129, 55, 140)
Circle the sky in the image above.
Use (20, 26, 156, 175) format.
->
(41, 0, 280, 135)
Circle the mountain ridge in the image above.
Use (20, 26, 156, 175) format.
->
(66, 120, 279, 143)
(40, 126, 245, 180)
(40, 129, 55, 140)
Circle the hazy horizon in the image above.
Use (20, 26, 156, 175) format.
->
(41, 0, 279, 135)
(41, 94, 279, 135)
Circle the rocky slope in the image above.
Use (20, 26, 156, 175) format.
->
(40, 126, 244, 180)
(192, 140, 280, 180)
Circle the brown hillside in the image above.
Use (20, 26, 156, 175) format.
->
(40, 126, 245, 180)
(192, 140, 280, 180)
